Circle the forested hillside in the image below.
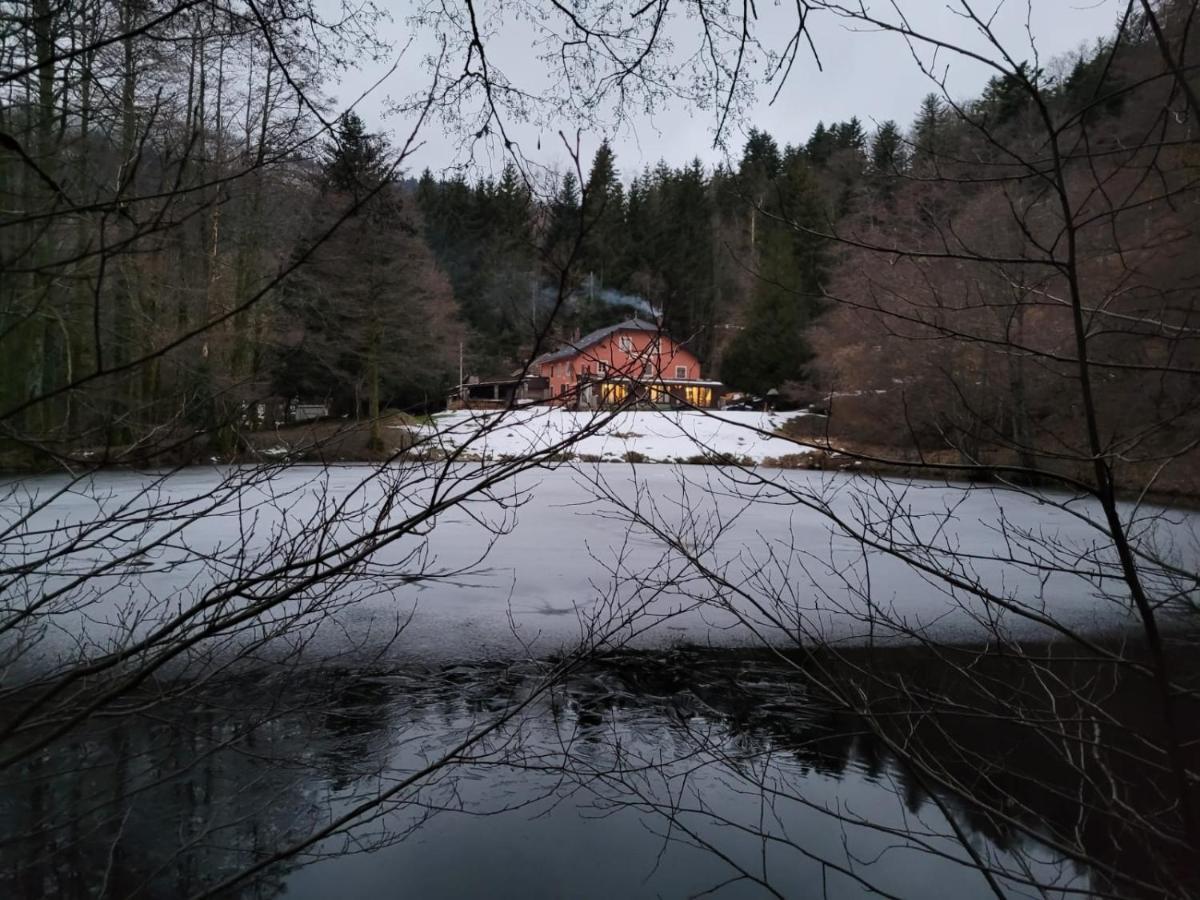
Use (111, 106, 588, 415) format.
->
(800, 10, 1200, 493)
(3, 0, 1196, 475)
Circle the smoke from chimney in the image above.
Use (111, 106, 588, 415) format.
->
(595, 288, 657, 318)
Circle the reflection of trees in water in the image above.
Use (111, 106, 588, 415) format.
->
(3, 686, 302, 897)
(0, 646, 1195, 897)
(863, 643, 1197, 898)
(549, 644, 1200, 898)
(1, 669, 391, 898)
(0, 661, 541, 898)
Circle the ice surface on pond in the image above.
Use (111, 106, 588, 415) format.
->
(1, 461, 1196, 669)
(414, 407, 813, 462)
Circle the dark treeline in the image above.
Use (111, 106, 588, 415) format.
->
(413, 126, 854, 394)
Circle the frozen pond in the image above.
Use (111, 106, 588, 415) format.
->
(2, 462, 1195, 671)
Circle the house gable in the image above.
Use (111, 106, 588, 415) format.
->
(536, 320, 707, 403)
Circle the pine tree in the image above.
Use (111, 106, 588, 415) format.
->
(805, 122, 834, 165)
(911, 93, 953, 172)
(721, 154, 827, 393)
(544, 170, 582, 272)
(581, 139, 629, 287)
(833, 117, 867, 153)
(657, 158, 716, 356)
(980, 62, 1040, 126)
(1061, 41, 1125, 121)
(278, 127, 458, 445)
(322, 112, 387, 201)
(740, 129, 782, 181)
(737, 130, 782, 254)
(869, 121, 906, 175)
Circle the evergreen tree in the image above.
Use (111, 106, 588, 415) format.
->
(980, 62, 1040, 126)
(832, 117, 867, 153)
(1060, 42, 1125, 121)
(869, 120, 906, 175)
(277, 130, 458, 442)
(581, 139, 630, 287)
(911, 93, 953, 171)
(721, 154, 827, 393)
(544, 170, 582, 273)
(322, 113, 387, 201)
(657, 159, 716, 356)
(740, 129, 782, 181)
(805, 121, 834, 165)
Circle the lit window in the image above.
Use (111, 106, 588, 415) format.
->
(675, 365, 687, 379)
(603, 383, 628, 405)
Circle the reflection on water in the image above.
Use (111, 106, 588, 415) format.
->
(1, 644, 1197, 898)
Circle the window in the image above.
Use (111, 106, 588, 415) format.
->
(598, 362, 608, 375)
(642, 363, 653, 377)
(602, 383, 628, 405)
(618, 336, 633, 352)
(559, 383, 569, 396)
(675, 365, 688, 379)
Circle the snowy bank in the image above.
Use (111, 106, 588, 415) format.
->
(412, 408, 812, 464)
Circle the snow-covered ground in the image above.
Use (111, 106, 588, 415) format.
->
(411, 407, 812, 463)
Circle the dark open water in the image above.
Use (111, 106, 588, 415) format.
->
(2, 644, 1197, 898)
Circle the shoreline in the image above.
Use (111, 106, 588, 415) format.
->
(9, 451, 1200, 511)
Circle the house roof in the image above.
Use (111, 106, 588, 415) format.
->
(534, 318, 662, 365)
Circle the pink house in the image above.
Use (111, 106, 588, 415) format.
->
(535, 319, 723, 408)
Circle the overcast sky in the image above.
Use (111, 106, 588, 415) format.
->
(332, 1, 1125, 182)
